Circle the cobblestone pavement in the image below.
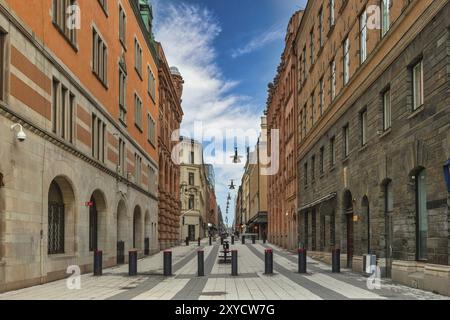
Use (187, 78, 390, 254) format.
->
(0, 238, 448, 300)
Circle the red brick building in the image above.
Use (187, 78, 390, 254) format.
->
(267, 11, 303, 250)
(156, 44, 184, 249)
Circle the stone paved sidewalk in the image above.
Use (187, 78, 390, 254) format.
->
(0, 238, 448, 300)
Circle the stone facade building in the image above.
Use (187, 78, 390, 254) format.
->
(156, 44, 183, 250)
(295, 0, 450, 295)
(267, 11, 303, 250)
(0, 0, 166, 292)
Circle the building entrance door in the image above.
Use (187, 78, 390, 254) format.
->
(188, 225, 196, 241)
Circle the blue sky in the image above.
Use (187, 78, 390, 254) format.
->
(152, 0, 306, 228)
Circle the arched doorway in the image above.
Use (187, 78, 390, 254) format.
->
(361, 196, 370, 254)
(116, 200, 127, 264)
(144, 210, 151, 255)
(89, 190, 107, 252)
(133, 206, 142, 249)
(48, 177, 75, 255)
(383, 179, 394, 277)
(343, 190, 354, 268)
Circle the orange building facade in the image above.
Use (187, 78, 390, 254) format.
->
(0, 0, 165, 292)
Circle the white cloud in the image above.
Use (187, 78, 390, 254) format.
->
(231, 28, 285, 58)
(154, 1, 262, 226)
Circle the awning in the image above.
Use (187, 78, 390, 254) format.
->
(247, 212, 268, 227)
(298, 192, 337, 213)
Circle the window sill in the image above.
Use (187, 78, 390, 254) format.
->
(342, 157, 350, 165)
(378, 128, 392, 140)
(148, 139, 156, 149)
(330, 165, 336, 173)
(119, 118, 127, 128)
(135, 124, 143, 133)
(48, 254, 76, 260)
(92, 71, 109, 90)
(135, 68, 143, 81)
(327, 24, 335, 37)
(120, 39, 127, 52)
(407, 105, 424, 120)
(319, 172, 325, 179)
(52, 22, 78, 52)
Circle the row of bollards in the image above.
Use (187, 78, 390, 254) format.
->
(93, 245, 341, 278)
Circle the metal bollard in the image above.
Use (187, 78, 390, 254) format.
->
(332, 248, 341, 273)
(129, 250, 138, 276)
(220, 237, 224, 245)
(263, 237, 267, 244)
(298, 248, 307, 274)
(164, 250, 172, 276)
(231, 250, 238, 276)
(186, 237, 189, 246)
(264, 249, 273, 274)
(252, 235, 256, 244)
(198, 237, 201, 247)
(198, 250, 204, 277)
(241, 235, 245, 244)
(231, 235, 235, 245)
(94, 250, 102, 276)
(209, 236, 212, 246)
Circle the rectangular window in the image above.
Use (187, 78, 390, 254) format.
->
(319, 78, 324, 116)
(52, 0, 77, 46)
(189, 173, 195, 186)
(330, 136, 336, 167)
(134, 94, 142, 129)
(190, 151, 195, 164)
(91, 114, 106, 163)
(319, 8, 324, 48)
(119, 66, 127, 124)
(134, 153, 142, 185)
(383, 89, 391, 130)
(311, 155, 316, 182)
(329, 0, 335, 27)
(119, 5, 126, 46)
(299, 109, 303, 140)
(310, 30, 315, 65)
(302, 47, 307, 81)
(92, 28, 108, 85)
(416, 169, 428, 261)
(331, 59, 336, 101)
(147, 113, 155, 145)
(135, 38, 142, 76)
(343, 124, 350, 158)
(311, 92, 315, 125)
(304, 162, 308, 186)
(343, 37, 350, 85)
(118, 138, 126, 176)
(412, 60, 424, 110)
(52, 78, 74, 143)
(303, 105, 307, 137)
(360, 109, 368, 147)
(381, 0, 390, 37)
(148, 165, 155, 193)
(360, 10, 367, 64)
(0, 31, 6, 101)
(188, 195, 195, 210)
(320, 147, 325, 174)
(148, 66, 156, 101)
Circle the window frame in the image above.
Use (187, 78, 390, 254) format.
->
(412, 60, 424, 111)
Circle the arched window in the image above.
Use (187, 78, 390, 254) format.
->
(415, 169, 428, 261)
(48, 181, 65, 254)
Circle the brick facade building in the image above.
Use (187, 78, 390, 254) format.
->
(156, 45, 183, 249)
(267, 11, 303, 250)
(295, 0, 450, 295)
(0, 0, 166, 292)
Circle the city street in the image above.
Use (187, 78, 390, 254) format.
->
(0, 239, 447, 301)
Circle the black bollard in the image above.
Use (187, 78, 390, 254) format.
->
(164, 251, 172, 276)
(186, 237, 189, 246)
(252, 235, 256, 244)
(263, 236, 267, 244)
(264, 249, 273, 274)
(298, 248, 307, 274)
(242, 235, 245, 244)
(231, 235, 235, 245)
(198, 250, 204, 277)
(198, 237, 201, 247)
(209, 236, 212, 246)
(220, 237, 224, 245)
(129, 250, 137, 276)
(144, 238, 150, 256)
(231, 250, 238, 276)
(94, 250, 102, 276)
(332, 248, 341, 273)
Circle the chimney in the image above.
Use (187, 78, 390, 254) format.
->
(170, 66, 184, 103)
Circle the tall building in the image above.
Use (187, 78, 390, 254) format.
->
(178, 137, 216, 241)
(0, 0, 162, 292)
(156, 44, 184, 250)
(266, 10, 303, 249)
(295, 0, 450, 295)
